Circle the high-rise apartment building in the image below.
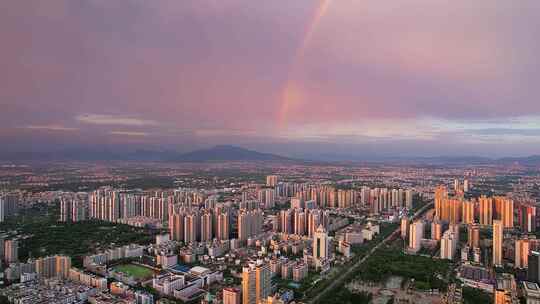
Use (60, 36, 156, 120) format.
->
(242, 262, 271, 304)
(35, 255, 71, 279)
(464, 179, 470, 192)
(294, 211, 306, 236)
(223, 288, 241, 304)
(480, 196, 494, 226)
(60, 199, 87, 222)
(441, 230, 457, 260)
(184, 212, 200, 243)
(217, 212, 230, 240)
(493, 220, 504, 267)
(528, 251, 540, 284)
(0, 194, 19, 222)
(496, 197, 514, 228)
(4, 239, 18, 263)
(266, 175, 278, 187)
(468, 224, 480, 249)
(238, 210, 262, 241)
(279, 209, 293, 235)
(313, 225, 329, 265)
(409, 220, 424, 253)
(517, 202, 536, 233)
(401, 217, 409, 239)
(431, 220, 443, 241)
(462, 200, 475, 224)
(516, 239, 530, 269)
(200, 212, 213, 242)
(169, 212, 185, 242)
(405, 190, 414, 209)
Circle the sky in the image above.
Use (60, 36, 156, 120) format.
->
(1, 0, 540, 159)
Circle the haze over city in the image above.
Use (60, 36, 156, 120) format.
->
(2, 1, 540, 159)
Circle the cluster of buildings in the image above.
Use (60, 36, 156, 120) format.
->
(0, 174, 418, 304)
(400, 181, 540, 304)
(0, 192, 19, 222)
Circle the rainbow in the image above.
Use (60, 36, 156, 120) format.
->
(278, 0, 332, 128)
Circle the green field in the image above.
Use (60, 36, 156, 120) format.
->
(113, 264, 154, 279)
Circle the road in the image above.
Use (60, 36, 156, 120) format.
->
(307, 202, 434, 304)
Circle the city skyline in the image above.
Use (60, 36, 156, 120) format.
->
(2, 1, 540, 158)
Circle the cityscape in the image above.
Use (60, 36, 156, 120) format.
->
(2, 1, 540, 304)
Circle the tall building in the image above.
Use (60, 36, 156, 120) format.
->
(184, 212, 200, 243)
(169, 213, 185, 242)
(405, 190, 414, 209)
(242, 262, 271, 304)
(60, 199, 87, 222)
(516, 239, 530, 269)
(518, 202, 537, 233)
(401, 217, 409, 239)
(479, 196, 494, 226)
(409, 220, 424, 253)
(258, 189, 276, 209)
(313, 225, 329, 265)
(462, 200, 475, 224)
(263, 189, 275, 209)
(435, 193, 445, 222)
(238, 210, 262, 241)
(266, 175, 278, 187)
(279, 209, 293, 235)
(431, 220, 443, 241)
(528, 251, 540, 284)
(464, 179, 470, 192)
(200, 212, 213, 242)
(446, 199, 462, 225)
(294, 211, 306, 236)
(223, 288, 241, 304)
(441, 230, 457, 260)
(0, 194, 19, 222)
(468, 224, 480, 249)
(493, 220, 503, 267)
(217, 212, 230, 240)
(4, 239, 18, 263)
(307, 210, 323, 237)
(35, 255, 71, 279)
(497, 197, 514, 228)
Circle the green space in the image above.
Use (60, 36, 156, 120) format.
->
(462, 286, 492, 304)
(316, 247, 451, 303)
(0, 204, 156, 267)
(353, 248, 451, 290)
(319, 289, 372, 304)
(113, 264, 154, 279)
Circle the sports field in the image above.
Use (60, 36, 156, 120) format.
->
(113, 264, 154, 279)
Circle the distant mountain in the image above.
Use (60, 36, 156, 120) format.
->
(0, 145, 539, 165)
(0, 145, 293, 162)
(173, 145, 292, 162)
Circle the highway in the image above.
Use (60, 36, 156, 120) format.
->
(307, 202, 434, 304)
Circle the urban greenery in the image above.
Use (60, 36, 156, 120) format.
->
(0, 205, 156, 267)
(353, 248, 451, 291)
(462, 286, 492, 304)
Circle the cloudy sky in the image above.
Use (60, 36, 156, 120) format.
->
(1, 1, 540, 159)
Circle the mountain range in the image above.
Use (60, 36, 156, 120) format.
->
(0, 145, 539, 166)
(0, 145, 293, 162)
